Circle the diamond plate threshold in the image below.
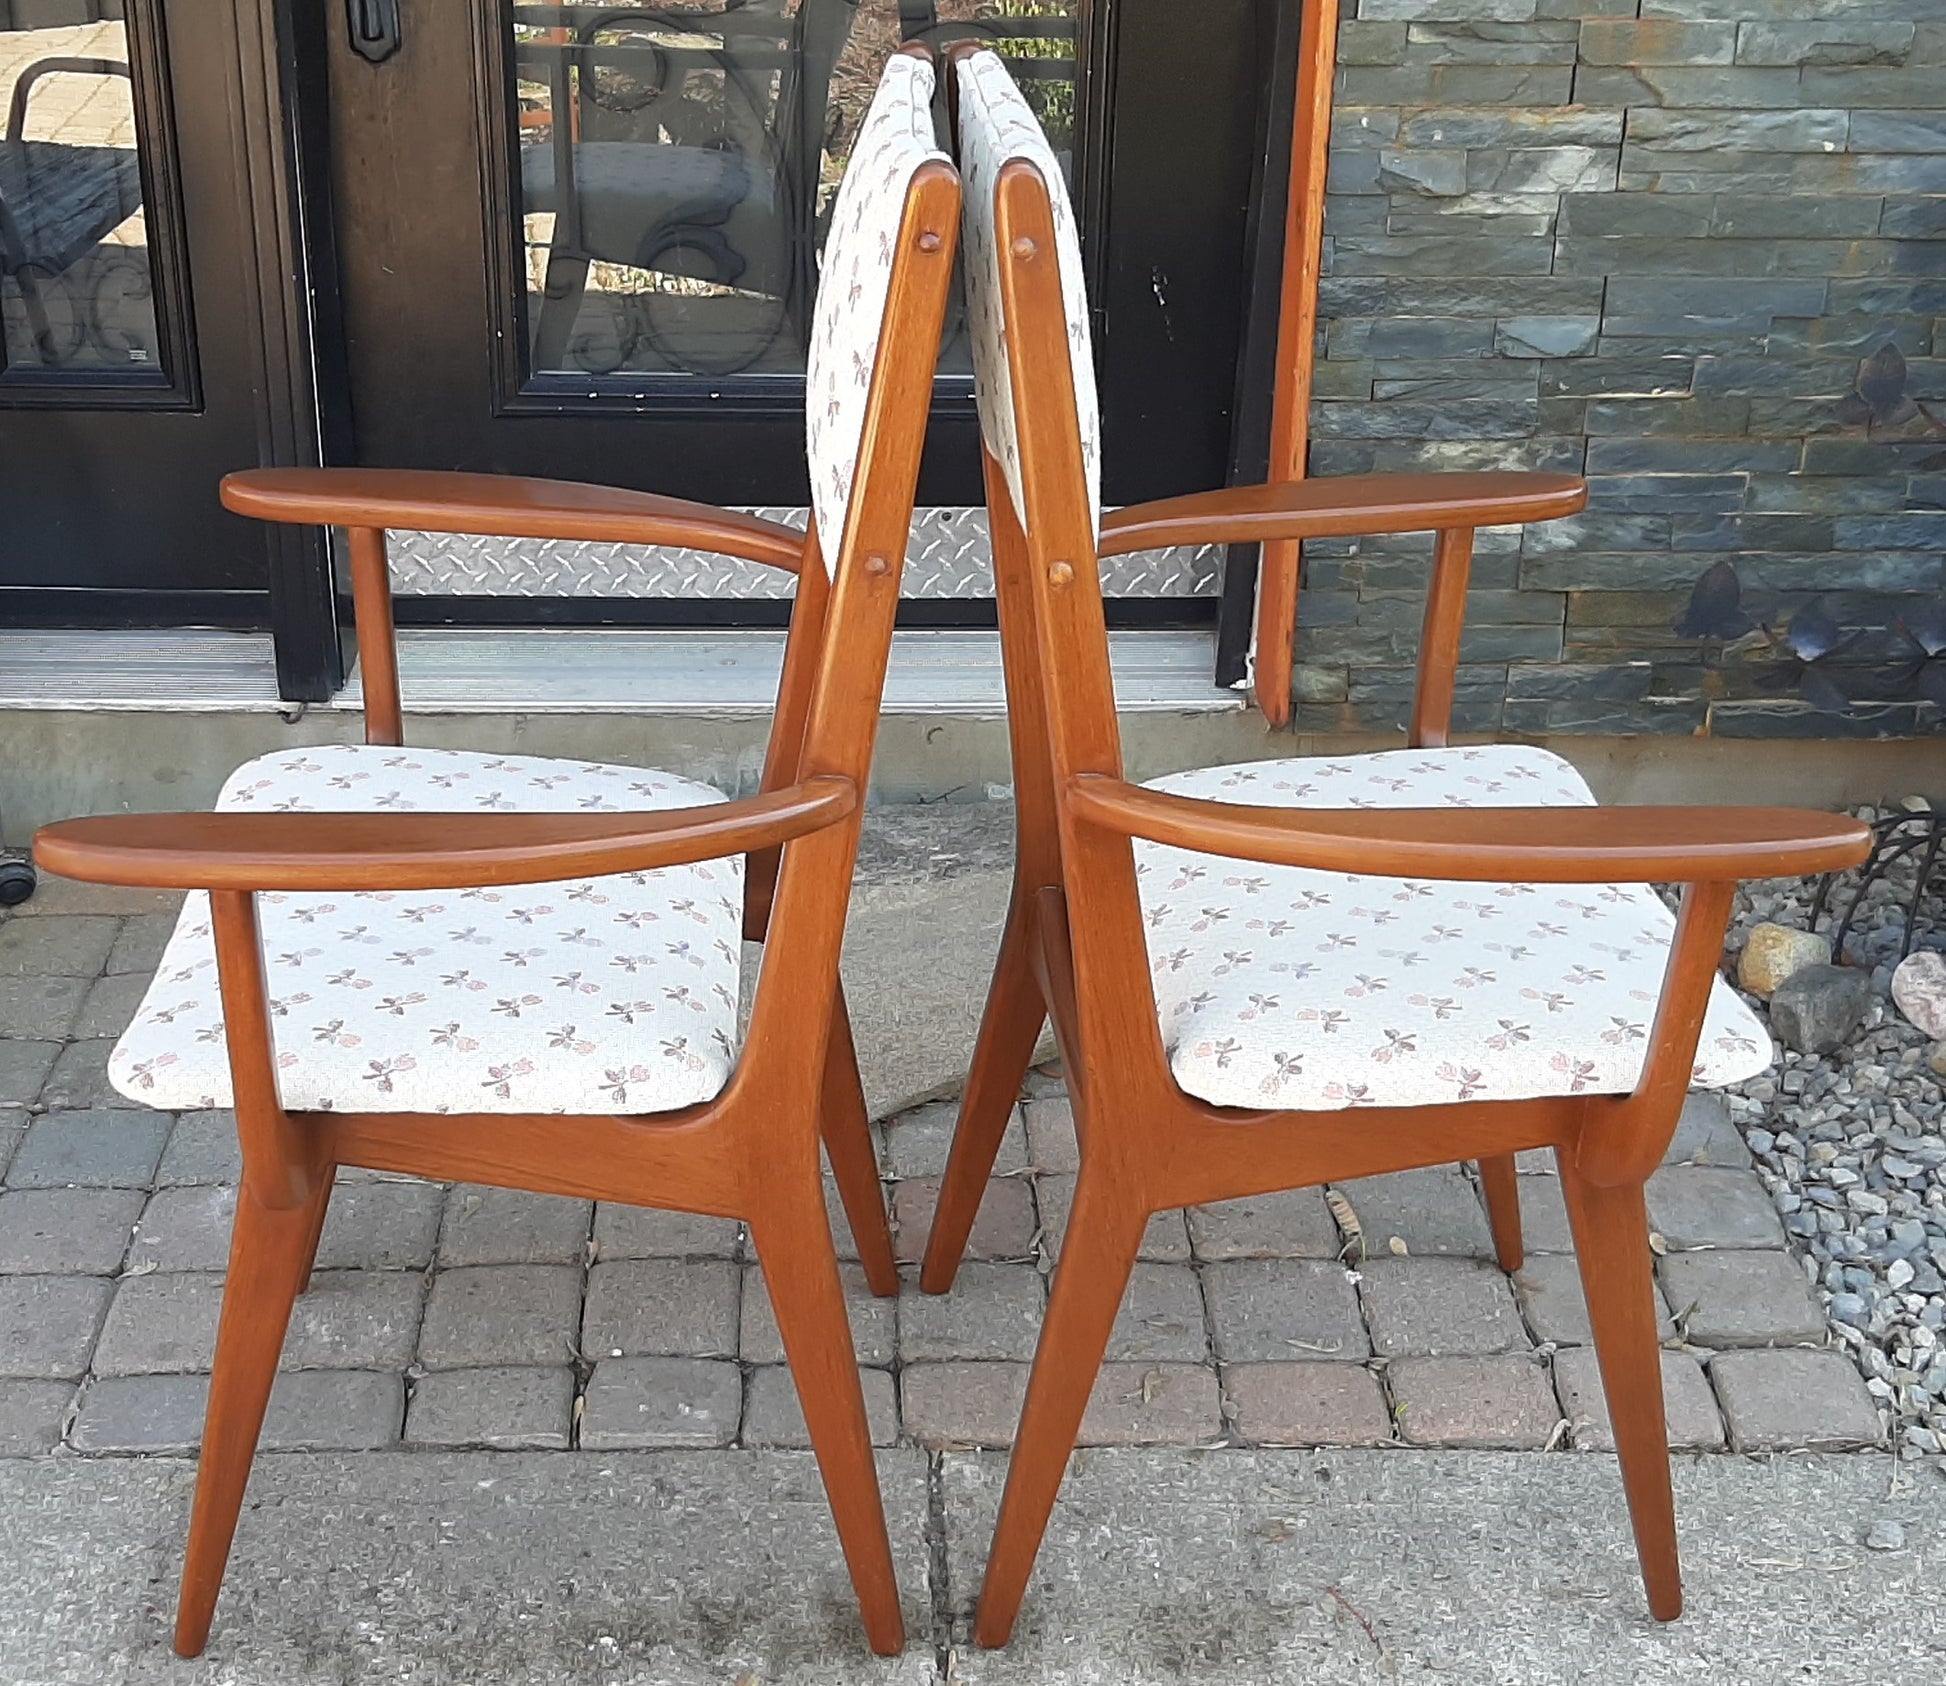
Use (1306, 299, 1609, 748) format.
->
(0, 628, 1238, 716)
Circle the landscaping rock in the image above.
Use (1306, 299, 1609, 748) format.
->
(1768, 964, 1872, 1055)
(1890, 949, 1946, 1039)
(1737, 922, 1831, 996)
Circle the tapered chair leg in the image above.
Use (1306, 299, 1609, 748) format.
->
(750, 1190, 906, 1657)
(921, 900, 1045, 1293)
(1478, 1154, 1524, 1274)
(175, 1172, 333, 1658)
(1559, 1156, 1682, 1622)
(821, 987, 899, 1297)
(975, 1171, 1146, 1648)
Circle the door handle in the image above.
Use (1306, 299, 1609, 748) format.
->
(348, 0, 402, 65)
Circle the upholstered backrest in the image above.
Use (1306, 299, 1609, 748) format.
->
(805, 51, 950, 568)
(953, 47, 1101, 528)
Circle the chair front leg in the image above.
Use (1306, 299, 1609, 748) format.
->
(1558, 1154, 1681, 1622)
(1477, 1154, 1524, 1274)
(747, 1180, 906, 1656)
(921, 895, 1045, 1294)
(975, 1163, 1146, 1648)
(821, 985, 899, 1296)
(175, 1168, 334, 1657)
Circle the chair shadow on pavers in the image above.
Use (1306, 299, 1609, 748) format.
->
(34, 49, 959, 1662)
(917, 44, 1874, 1649)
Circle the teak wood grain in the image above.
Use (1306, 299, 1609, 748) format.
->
(36, 145, 964, 1662)
(922, 146, 1872, 1649)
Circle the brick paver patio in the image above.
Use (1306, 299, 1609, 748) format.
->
(0, 878, 1884, 1463)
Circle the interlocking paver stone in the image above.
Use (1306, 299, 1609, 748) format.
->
(405, 1366, 574, 1449)
(127, 1184, 236, 1272)
(741, 1262, 897, 1367)
(1389, 1355, 1561, 1449)
(892, 1175, 1036, 1264)
(582, 1258, 739, 1359)
(106, 914, 176, 976)
(901, 1361, 1027, 1447)
(438, 1185, 591, 1266)
(592, 1201, 740, 1259)
(36, 1040, 139, 1110)
(1711, 1349, 1882, 1451)
(900, 1262, 1045, 1362)
(1333, 1167, 1495, 1258)
(10, 878, 179, 919)
(882, 1099, 1025, 1178)
(578, 1356, 740, 1448)
(0, 1188, 141, 1274)
(1508, 1170, 1576, 1253)
(0, 975, 88, 1041)
(1646, 1166, 1785, 1250)
(1079, 1363, 1223, 1446)
(0, 1379, 73, 1455)
(1360, 1257, 1531, 1357)
(283, 1270, 425, 1370)
(315, 1179, 444, 1270)
(1658, 1249, 1827, 1348)
(260, 1370, 403, 1451)
(1022, 1095, 1078, 1172)
(1034, 1175, 1192, 1263)
(0, 915, 118, 977)
(92, 1272, 224, 1376)
(1514, 1253, 1673, 1348)
(1187, 1188, 1341, 1260)
(154, 1111, 242, 1186)
(1554, 1347, 1725, 1451)
(1664, 1092, 1752, 1168)
(70, 1372, 207, 1453)
(70, 973, 150, 1041)
(0, 1041, 60, 1108)
(419, 1265, 581, 1369)
(1204, 1258, 1369, 1363)
(820, 1180, 863, 1262)
(1106, 1263, 1209, 1363)
(1224, 1362, 1394, 1447)
(0, 1275, 113, 1378)
(5, 1109, 169, 1188)
(0, 1111, 21, 1180)
(741, 1364, 898, 1448)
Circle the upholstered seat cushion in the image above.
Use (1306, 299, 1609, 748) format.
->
(109, 745, 743, 1116)
(1137, 745, 1771, 1112)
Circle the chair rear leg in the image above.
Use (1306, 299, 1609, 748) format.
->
(975, 1170, 1145, 1648)
(1478, 1154, 1524, 1274)
(921, 900, 1044, 1293)
(175, 1172, 333, 1657)
(821, 986, 899, 1297)
(749, 1192, 906, 1657)
(1559, 1157, 1681, 1622)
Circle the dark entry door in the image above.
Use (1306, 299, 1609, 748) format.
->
(0, 0, 325, 666)
(320, 0, 1273, 613)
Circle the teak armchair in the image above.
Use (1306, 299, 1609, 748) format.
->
(36, 50, 959, 1660)
(924, 47, 1872, 1647)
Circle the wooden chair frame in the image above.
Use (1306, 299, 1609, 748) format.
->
(38, 132, 961, 1661)
(919, 150, 1872, 1647)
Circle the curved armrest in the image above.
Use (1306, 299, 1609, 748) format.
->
(1067, 774, 1870, 884)
(35, 777, 857, 892)
(223, 468, 808, 573)
(1098, 472, 1586, 556)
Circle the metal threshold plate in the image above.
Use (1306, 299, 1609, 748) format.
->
(0, 628, 1238, 716)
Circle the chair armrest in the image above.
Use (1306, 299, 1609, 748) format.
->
(222, 468, 808, 573)
(35, 777, 858, 892)
(1097, 472, 1586, 556)
(1066, 773, 1871, 884)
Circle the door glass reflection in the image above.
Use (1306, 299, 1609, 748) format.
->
(508, 2, 1079, 381)
(0, 11, 159, 376)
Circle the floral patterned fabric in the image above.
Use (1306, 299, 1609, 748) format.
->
(109, 744, 743, 1116)
(805, 51, 948, 570)
(1136, 744, 1772, 1112)
(954, 48, 1100, 526)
